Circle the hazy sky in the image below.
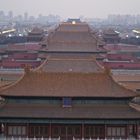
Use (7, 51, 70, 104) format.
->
(0, 0, 140, 18)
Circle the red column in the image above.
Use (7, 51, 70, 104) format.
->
(136, 124, 138, 139)
(27, 123, 29, 137)
(0, 123, 1, 134)
(49, 123, 52, 138)
(104, 124, 107, 139)
(4, 123, 7, 137)
(137, 124, 140, 139)
(82, 124, 84, 139)
(126, 125, 129, 139)
(135, 124, 139, 139)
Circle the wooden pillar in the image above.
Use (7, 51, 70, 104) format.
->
(82, 123, 84, 139)
(0, 123, 1, 134)
(49, 123, 52, 138)
(4, 123, 7, 137)
(137, 124, 140, 139)
(135, 124, 138, 139)
(3, 123, 7, 136)
(104, 124, 107, 139)
(136, 124, 138, 139)
(27, 123, 29, 137)
(126, 124, 129, 139)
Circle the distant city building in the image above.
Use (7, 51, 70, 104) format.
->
(24, 12, 28, 21)
(8, 11, 13, 20)
(108, 14, 140, 25)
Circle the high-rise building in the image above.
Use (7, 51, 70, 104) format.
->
(24, 12, 28, 21)
(8, 11, 13, 20)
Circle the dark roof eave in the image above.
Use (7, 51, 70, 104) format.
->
(1, 95, 135, 100)
(39, 50, 107, 54)
(0, 117, 140, 121)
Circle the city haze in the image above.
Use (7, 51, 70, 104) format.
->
(0, 0, 140, 18)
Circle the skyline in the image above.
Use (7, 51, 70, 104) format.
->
(0, 0, 140, 18)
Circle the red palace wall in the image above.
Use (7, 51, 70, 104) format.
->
(104, 62, 140, 69)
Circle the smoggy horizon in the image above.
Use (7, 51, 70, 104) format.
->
(0, 0, 140, 18)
